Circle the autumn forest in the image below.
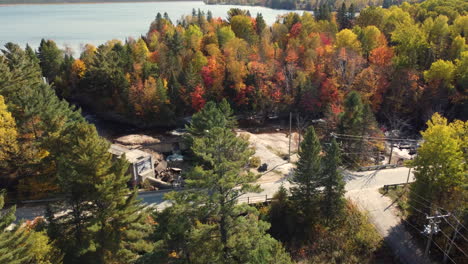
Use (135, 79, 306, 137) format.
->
(29, 0, 466, 131)
(0, 0, 467, 263)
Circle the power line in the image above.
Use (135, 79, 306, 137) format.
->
(408, 196, 432, 210)
(408, 193, 468, 237)
(449, 215, 468, 233)
(439, 229, 468, 258)
(442, 217, 468, 243)
(406, 202, 429, 216)
(422, 213, 452, 259)
(403, 193, 468, 243)
(332, 132, 420, 142)
(430, 236, 458, 264)
(410, 192, 452, 214)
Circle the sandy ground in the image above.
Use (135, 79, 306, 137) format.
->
(238, 130, 299, 183)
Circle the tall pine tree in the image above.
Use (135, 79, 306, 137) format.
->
(142, 104, 291, 263)
(321, 138, 345, 225)
(289, 126, 322, 240)
(37, 39, 64, 84)
(185, 99, 237, 152)
(0, 191, 62, 264)
(47, 122, 153, 264)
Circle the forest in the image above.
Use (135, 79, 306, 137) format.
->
(26, 0, 466, 131)
(0, 0, 467, 263)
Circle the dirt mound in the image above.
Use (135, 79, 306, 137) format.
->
(115, 134, 160, 146)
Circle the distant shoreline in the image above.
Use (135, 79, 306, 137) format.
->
(0, 0, 196, 7)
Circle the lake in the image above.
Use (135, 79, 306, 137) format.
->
(0, 1, 305, 55)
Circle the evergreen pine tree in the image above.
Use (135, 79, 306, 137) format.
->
(163, 12, 172, 24)
(289, 126, 322, 240)
(48, 123, 153, 264)
(0, 191, 30, 264)
(337, 3, 348, 29)
(147, 126, 291, 263)
(185, 99, 237, 141)
(347, 3, 356, 24)
(321, 138, 345, 225)
(0, 191, 62, 264)
(0, 43, 84, 198)
(338, 91, 364, 166)
(142, 103, 291, 263)
(382, 0, 393, 9)
(207, 10, 213, 22)
(37, 39, 64, 83)
(338, 92, 380, 166)
(255, 13, 267, 35)
(24, 44, 41, 73)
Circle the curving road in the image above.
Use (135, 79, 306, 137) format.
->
(14, 166, 430, 264)
(15, 166, 414, 220)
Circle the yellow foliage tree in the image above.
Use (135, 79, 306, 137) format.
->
(0, 95, 18, 164)
(409, 113, 467, 213)
(335, 29, 362, 54)
(71, 59, 86, 79)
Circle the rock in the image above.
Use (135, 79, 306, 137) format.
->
(155, 160, 168, 174)
(258, 163, 268, 172)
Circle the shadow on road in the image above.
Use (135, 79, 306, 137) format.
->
(385, 222, 432, 264)
(342, 169, 383, 185)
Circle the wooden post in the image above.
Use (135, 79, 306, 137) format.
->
(247, 197, 249, 204)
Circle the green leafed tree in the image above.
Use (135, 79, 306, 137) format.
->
(408, 113, 467, 218)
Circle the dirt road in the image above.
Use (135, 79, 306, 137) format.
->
(347, 188, 433, 264)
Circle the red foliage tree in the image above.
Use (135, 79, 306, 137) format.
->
(190, 85, 206, 111)
(369, 46, 394, 67)
(320, 77, 340, 109)
(289, 22, 302, 38)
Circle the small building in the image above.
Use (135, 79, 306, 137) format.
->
(109, 144, 155, 185)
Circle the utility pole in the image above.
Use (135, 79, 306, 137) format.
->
(443, 219, 461, 264)
(296, 113, 301, 154)
(288, 112, 292, 163)
(406, 167, 412, 184)
(423, 212, 451, 258)
(388, 142, 394, 165)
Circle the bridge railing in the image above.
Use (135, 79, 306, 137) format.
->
(383, 182, 409, 192)
(237, 195, 274, 205)
(358, 164, 401, 172)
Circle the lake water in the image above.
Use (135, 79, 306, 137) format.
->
(0, 1, 305, 55)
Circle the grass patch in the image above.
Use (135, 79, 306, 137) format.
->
(266, 145, 289, 160)
(271, 170, 283, 176)
(379, 185, 410, 217)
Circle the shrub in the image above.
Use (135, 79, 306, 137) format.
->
(250, 156, 261, 168)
